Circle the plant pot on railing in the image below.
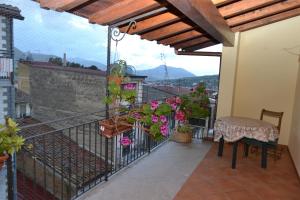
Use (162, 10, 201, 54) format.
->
(99, 117, 133, 138)
(0, 154, 8, 170)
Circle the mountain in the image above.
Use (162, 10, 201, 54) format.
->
(14, 48, 196, 80)
(68, 57, 106, 70)
(136, 65, 195, 80)
(14, 48, 106, 70)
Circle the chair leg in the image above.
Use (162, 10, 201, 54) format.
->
(244, 143, 249, 157)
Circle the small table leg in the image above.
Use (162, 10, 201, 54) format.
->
(244, 143, 249, 157)
(232, 141, 238, 169)
(218, 136, 224, 157)
(261, 143, 268, 168)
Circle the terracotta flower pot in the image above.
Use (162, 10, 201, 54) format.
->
(108, 76, 123, 85)
(0, 154, 9, 170)
(173, 131, 192, 143)
(99, 118, 133, 138)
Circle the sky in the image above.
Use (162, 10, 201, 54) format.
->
(2, 0, 222, 76)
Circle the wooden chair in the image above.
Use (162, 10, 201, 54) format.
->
(250, 109, 284, 160)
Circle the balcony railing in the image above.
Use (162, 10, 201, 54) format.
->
(0, 57, 13, 79)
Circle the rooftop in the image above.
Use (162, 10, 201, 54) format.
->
(0, 4, 24, 20)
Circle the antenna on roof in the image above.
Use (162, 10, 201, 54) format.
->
(160, 52, 169, 83)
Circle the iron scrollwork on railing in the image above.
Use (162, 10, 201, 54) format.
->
(111, 21, 137, 42)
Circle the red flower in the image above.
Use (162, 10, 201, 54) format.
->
(175, 110, 185, 122)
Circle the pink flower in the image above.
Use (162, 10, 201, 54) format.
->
(151, 100, 159, 110)
(171, 103, 177, 110)
(151, 115, 159, 123)
(160, 124, 168, 136)
(160, 115, 167, 123)
(175, 97, 182, 104)
(175, 110, 185, 122)
(124, 83, 136, 90)
(120, 136, 132, 146)
(133, 112, 141, 120)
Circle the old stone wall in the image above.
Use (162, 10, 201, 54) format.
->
(28, 65, 106, 121)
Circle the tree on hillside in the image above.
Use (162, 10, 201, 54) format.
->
(67, 62, 84, 68)
(49, 57, 63, 66)
(87, 65, 98, 70)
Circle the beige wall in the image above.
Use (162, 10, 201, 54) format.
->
(289, 55, 300, 175)
(218, 15, 300, 174)
(217, 33, 240, 118)
(218, 16, 300, 146)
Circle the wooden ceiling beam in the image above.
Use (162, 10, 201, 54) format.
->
(183, 41, 218, 51)
(119, 12, 181, 35)
(232, 7, 300, 32)
(39, 0, 94, 11)
(227, 0, 300, 27)
(219, 0, 284, 18)
(158, 30, 203, 45)
(141, 22, 194, 41)
(165, 0, 234, 46)
(89, 0, 163, 25)
(175, 50, 222, 57)
(173, 36, 210, 50)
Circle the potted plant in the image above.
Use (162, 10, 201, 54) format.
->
(99, 60, 137, 138)
(181, 83, 210, 126)
(166, 96, 193, 143)
(0, 118, 24, 170)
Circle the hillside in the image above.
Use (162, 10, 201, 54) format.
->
(137, 65, 195, 80)
(151, 75, 219, 91)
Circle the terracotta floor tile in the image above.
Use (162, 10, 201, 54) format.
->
(174, 143, 300, 200)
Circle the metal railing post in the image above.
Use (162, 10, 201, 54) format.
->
(104, 137, 109, 181)
(147, 135, 151, 154)
(6, 155, 14, 200)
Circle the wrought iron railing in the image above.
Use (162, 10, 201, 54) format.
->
(11, 108, 176, 200)
(5, 91, 215, 200)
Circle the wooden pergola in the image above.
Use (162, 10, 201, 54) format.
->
(35, 0, 300, 52)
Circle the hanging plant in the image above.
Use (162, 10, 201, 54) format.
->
(100, 60, 138, 138)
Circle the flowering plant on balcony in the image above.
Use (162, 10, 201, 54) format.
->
(0, 118, 24, 169)
(180, 83, 210, 120)
(128, 100, 172, 140)
(100, 60, 137, 138)
(166, 96, 193, 143)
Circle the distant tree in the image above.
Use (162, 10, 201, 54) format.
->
(67, 62, 84, 68)
(49, 57, 63, 66)
(87, 65, 98, 70)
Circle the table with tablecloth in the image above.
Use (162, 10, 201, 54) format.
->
(214, 116, 279, 168)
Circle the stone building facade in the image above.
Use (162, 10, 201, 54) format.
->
(18, 61, 107, 121)
(0, 4, 23, 123)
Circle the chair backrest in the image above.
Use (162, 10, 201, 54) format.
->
(260, 109, 284, 133)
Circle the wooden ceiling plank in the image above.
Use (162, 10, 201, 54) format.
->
(158, 30, 203, 45)
(165, 0, 234, 46)
(227, 0, 300, 27)
(119, 12, 181, 35)
(141, 22, 194, 41)
(39, 0, 92, 11)
(212, 0, 239, 7)
(232, 7, 300, 32)
(173, 36, 210, 49)
(219, 0, 283, 18)
(183, 41, 218, 51)
(89, 0, 162, 25)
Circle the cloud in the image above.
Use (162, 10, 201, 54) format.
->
(4, 0, 222, 76)
(68, 16, 92, 30)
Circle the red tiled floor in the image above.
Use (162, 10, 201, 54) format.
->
(174, 143, 300, 200)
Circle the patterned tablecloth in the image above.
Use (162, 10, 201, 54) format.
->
(214, 116, 279, 142)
